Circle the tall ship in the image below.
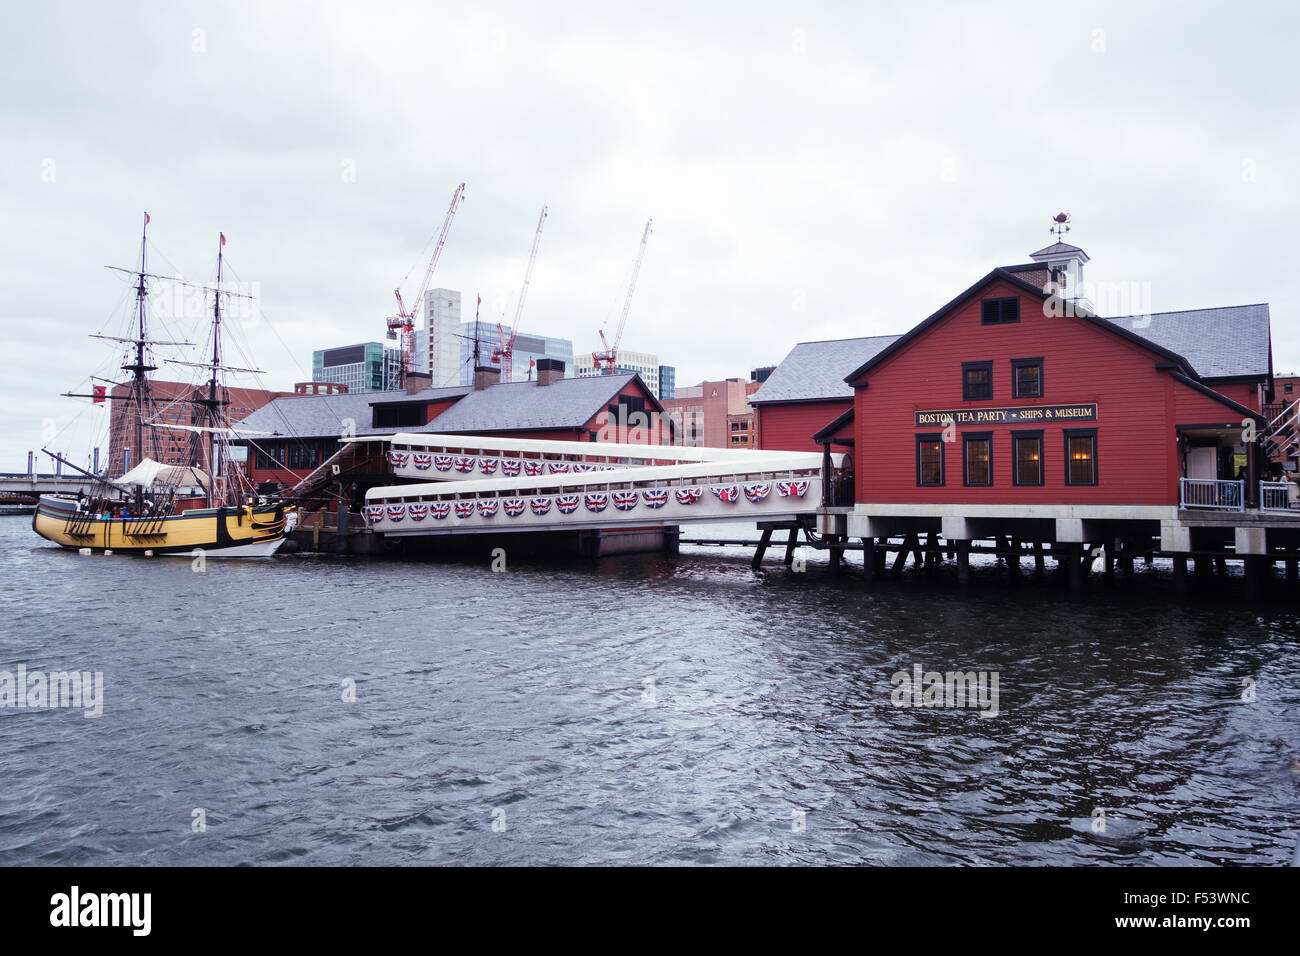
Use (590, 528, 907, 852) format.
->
(32, 214, 295, 556)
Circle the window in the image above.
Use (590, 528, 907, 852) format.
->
(962, 361, 993, 401)
(1011, 357, 1043, 399)
(916, 433, 944, 486)
(1064, 428, 1098, 485)
(962, 432, 992, 486)
(372, 403, 424, 429)
(981, 297, 1020, 325)
(287, 441, 318, 470)
(1012, 430, 1044, 486)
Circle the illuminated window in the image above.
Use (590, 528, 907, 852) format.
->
(1012, 430, 1043, 486)
(962, 432, 992, 486)
(916, 433, 944, 486)
(1064, 429, 1098, 485)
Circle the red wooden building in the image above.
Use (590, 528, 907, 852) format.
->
(827, 245, 1269, 508)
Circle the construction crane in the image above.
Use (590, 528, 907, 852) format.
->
(387, 181, 466, 387)
(593, 218, 652, 375)
(492, 205, 548, 383)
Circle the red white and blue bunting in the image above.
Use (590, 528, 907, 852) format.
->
(584, 492, 608, 513)
(408, 503, 429, 521)
(675, 487, 703, 505)
(503, 498, 526, 517)
(743, 482, 771, 503)
(433, 455, 454, 472)
(501, 460, 522, 477)
(453, 456, 476, 474)
(776, 479, 810, 498)
(479, 457, 499, 475)
(430, 502, 451, 520)
(412, 453, 432, 470)
(556, 494, 580, 514)
(529, 496, 552, 515)
(710, 484, 740, 503)
(642, 489, 669, 508)
(364, 504, 385, 523)
(388, 451, 410, 469)
(548, 462, 571, 474)
(454, 501, 475, 518)
(386, 504, 406, 521)
(611, 491, 638, 511)
(476, 499, 498, 517)
(524, 460, 544, 476)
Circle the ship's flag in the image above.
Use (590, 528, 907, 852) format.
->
(220, 233, 226, 246)
(92, 385, 106, 404)
(144, 213, 150, 225)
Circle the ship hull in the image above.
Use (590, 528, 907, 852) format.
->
(32, 495, 291, 557)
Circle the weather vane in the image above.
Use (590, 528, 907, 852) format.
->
(1051, 212, 1071, 240)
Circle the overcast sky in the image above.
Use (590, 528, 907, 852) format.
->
(2, 0, 1296, 470)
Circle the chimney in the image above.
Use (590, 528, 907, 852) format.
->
(536, 358, 565, 387)
(473, 364, 500, 391)
(404, 371, 432, 395)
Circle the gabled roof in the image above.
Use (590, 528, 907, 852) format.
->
(750, 335, 900, 405)
(1103, 305, 1271, 381)
(235, 386, 471, 440)
(843, 267, 1198, 385)
(420, 373, 659, 433)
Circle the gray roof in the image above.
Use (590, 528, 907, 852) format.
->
(1030, 241, 1089, 261)
(235, 386, 471, 440)
(1103, 304, 1271, 380)
(419, 373, 643, 433)
(750, 335, 900, 404)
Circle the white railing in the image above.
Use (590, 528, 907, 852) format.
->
(1259, 480, 1297, 513)
(1179, 478, 1245, 511)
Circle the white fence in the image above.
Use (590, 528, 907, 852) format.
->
(1259, 480, 1297, 513)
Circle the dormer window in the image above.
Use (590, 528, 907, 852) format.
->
(981, 297, 1020, 325)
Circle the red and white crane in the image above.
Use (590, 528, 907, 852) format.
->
(387, 181, 466, 387)
(492, 204, 548, 383)
(592, 218, 652, 375)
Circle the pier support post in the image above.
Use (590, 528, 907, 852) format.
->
(783, 528, 798, 568)
(893, 533, 917, 576)
(1244, 556, 1266, 602)
(862, 537, 875, 585)
(829, 535, 844, 576)
(1007, 536, 1022, 579)
(1102, 540, 1115, 584)
(925, 531, 940, 569)
(955, 540, 970, 585)
(750, 528, 773, 570)
(1064, 543, 1084, 592)
(1173, 555, 1188, 596)
(874, 538, 887, 574)
(1286, 557, 1297, 585)
(1034, 540, 1046, 573)
(336, 502, 350, 555)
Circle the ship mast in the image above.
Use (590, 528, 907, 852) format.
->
(121, 212, 157, 511)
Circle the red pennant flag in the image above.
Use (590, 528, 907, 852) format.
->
(144, 212, 150, 225)
(92, 385, 106, 404)
(529, 358, 536, 368)
(220, 233, 226, 246)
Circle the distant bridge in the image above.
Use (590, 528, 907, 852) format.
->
(0, 473, 116, 504)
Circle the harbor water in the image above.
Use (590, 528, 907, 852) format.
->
(1, 516, 1298, 865)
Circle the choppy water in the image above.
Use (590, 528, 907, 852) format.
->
(1, 516, 1298, 865)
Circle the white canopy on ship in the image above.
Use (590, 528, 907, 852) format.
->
(111, 458, 211, 492)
